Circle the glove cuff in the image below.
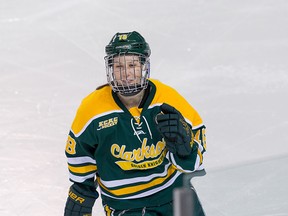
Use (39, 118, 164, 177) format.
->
(68, 184, 97, 208)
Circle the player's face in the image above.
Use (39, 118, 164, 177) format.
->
(112, 55, 142, 86)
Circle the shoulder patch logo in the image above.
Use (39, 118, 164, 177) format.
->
(97, 117, 118, 130)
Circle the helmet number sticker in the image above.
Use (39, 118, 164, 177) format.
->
(119, 34, 128, 41)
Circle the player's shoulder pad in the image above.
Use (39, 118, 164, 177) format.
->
(71, 85, 121, 136)
(149, 79, 203, 128)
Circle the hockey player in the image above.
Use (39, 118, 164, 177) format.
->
(64, 31, 207, 216)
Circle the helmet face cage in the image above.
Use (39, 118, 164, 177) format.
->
(105, 52, 150, 96)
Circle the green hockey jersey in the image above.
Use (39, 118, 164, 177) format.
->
(65, 79, 206, 210)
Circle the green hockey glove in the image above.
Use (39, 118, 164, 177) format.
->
(64, 183, 98, 216)
(155, 103, 193, 157)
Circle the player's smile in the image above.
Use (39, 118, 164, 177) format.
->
(112, 55, 142, 86)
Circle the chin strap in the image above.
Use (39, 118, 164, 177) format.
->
(119, 88, 143, 96)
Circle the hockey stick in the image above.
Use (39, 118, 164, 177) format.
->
(173, 169, 206, 216)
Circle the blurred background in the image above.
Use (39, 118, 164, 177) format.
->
(1, 0, 288, 215)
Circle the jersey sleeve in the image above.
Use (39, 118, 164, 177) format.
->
(65, 130, 98, 188)
(65, 96, 99, 188)
(65, 86, 117, 196)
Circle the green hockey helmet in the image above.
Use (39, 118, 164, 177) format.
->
(105, 31, 151, 58)
(104, 31, 151, 96)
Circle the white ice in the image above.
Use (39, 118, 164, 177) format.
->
(0, 0, 288, 215)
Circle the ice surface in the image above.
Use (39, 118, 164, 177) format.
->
(1, 0, 288, 215)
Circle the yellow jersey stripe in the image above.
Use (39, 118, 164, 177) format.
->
(197, 149, 203, 164)
(98, 164, 177, 196)
(68, 164, 97, 174)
